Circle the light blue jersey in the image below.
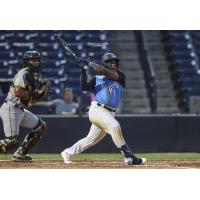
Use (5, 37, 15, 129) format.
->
(94, 71, 125, 109)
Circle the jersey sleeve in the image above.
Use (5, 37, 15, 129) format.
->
(117, 71, 125, 88)
(13, 71, 29, 88)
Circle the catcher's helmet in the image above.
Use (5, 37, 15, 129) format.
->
(23, 51, 42, 73)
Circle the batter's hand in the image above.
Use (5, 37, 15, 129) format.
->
(78, 58, 90, 69)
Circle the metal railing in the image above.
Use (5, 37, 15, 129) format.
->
(135, 31, 157, 113)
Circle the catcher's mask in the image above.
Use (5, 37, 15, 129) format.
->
(23, 51, 42, 73)
(101, 52, 120, 70)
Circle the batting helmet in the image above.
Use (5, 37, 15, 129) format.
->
(23, 51, 42, 73)
(102, 52, 120, 63)
(101, 52, 120, 69)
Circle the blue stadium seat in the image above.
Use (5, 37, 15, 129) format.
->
(0, 70, 14, 78)
(0, 51, 15, 59)
(0, 60, 8, 67)
(68, 69, 80, 77)
(42, 59, 61, 68)
(37, 43, 59, 51)
(0, 32, 15, 41)
(12, 42, 34, 52)
(10, 35, 28, 43)
(62, 33, 85, 43)
(61, 30, 84, 35)
(41, 51, 64, 59)
(37, 33, 55, 43)
(0, 42, 10, 51)
(168, 30, 200, 104)
(0, 30, 110, 113)
(85, 33, 107, 43)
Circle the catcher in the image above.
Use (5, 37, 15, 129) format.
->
(0, 51, 50, 162)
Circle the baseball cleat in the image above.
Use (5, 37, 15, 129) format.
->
(61, 150, 73, 164)
(12, 154, 32, 162)
(124, 157, 147, 165)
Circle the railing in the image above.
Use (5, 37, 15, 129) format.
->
(135, 31, 157, 113)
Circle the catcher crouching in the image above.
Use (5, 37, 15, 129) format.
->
(0, 51, 50, 162)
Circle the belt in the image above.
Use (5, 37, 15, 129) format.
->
(97, 103, 117, 112)
(5, 100, 25, 111)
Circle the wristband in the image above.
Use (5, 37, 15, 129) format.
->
(88, 62, 96, 69)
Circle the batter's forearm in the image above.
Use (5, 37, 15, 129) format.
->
(89, 63, 119, 80)
(80, 70, 87, 90)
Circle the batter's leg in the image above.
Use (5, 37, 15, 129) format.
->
(61, 124, 107, 163)
(0, 103, 24, 153)
(89, 104, 146, 165)
(13, 109, 47, 162)
(89, 104, 125, 148)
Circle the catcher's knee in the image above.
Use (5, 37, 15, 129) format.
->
(32, 119, 47, 139)
(0, 136, 20, 153)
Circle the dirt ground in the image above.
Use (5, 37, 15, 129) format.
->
(0, 159, 200, 169)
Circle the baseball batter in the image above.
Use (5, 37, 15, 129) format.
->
(0, 51, 48, 162)
(61, 53, 146, 165)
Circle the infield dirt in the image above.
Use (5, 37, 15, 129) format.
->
(0, 159, 200, 169)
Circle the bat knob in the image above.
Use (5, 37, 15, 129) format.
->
(83, 65, 88, 70)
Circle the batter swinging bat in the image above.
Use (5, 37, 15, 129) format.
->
(53, 33, 90, 70)
(53, 33, 80, 60)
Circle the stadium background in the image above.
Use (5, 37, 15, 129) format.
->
(1, 30, 200, 154)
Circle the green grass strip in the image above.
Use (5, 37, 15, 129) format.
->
(1, 153, 200, 161)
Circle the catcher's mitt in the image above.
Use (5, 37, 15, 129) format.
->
(38, 79, 52, 100)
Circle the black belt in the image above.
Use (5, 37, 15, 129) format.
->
(5, 100, 25, 111)
(97, 103, 116, 112)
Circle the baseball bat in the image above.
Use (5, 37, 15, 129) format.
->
(53, 33, 91, 70)
(53, 33, 80, 60)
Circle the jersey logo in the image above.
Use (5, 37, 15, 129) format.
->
(108, 82, 119, 95)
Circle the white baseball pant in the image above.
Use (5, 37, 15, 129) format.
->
(63, 101, 126, 157)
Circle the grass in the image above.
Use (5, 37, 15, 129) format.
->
(1, 153, 200, 161)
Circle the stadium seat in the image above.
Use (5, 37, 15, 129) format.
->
(41, 51, 64, 59)
(0, 31, 15, 41)
(12, 42, 34, 52)
(167, 30, 200, 111)
(0, 30, 111, 114)
(0, 42, 10, 50)
(37, 43, 59, 51)
(37, 33, 55, 43)
(0, 51, 15, 59)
